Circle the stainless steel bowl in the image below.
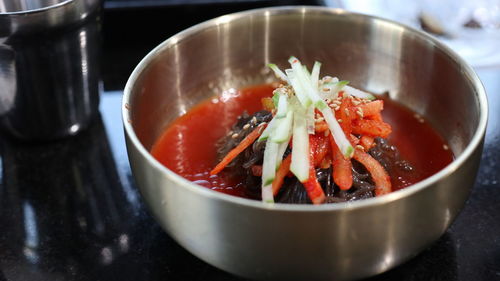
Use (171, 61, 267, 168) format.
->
(122, 6, 488, 281)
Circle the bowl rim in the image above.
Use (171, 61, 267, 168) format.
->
(122, 5, 488, 212)
(0, 0, 74, 15)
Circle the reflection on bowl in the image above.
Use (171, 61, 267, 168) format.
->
(122, 6, 487, 281)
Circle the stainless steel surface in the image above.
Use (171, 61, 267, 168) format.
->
(0, 0, 102, 140)
(0, 0, 101, 36)
(122, 6, 488, 281)
(1, 0, 69, 13)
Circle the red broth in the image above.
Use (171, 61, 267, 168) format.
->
(151, 84, 454, 198)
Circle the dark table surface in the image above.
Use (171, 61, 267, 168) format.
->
(1, 1, 499, 281)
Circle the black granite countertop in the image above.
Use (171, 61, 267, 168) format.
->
(1, 1, 499, 281)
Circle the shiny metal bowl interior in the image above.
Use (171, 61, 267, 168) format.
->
(0, 0, 70, 13)
(123, 6, 487, 281)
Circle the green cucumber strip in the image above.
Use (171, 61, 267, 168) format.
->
(271, 110, 293, 143)
(306, 105, 315, 134)
(344, 85, 375, 100)
(314, 100, 328, 111)
(337, 80, 350, 87)
(286, 70, 312, 108)
(289, 105, 310, 182)
(268, 63, 288, 83)
(275, 94, 288, 118)
(310, 61, 321, 89)
(276, 138, 290, 169)
(289, 57, 325, 109)
(258, 117, 278, 142)
(302, 65, 311, 78)
(261, 184, 274, 203)
(272, 90, 280, 107)
(321, 80, 349, 96)
(320, 108, 354, 158)
(262, 138, 279, 188)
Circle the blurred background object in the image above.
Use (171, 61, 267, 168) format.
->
(0, 0, 102, 141)
(325, 0, 500, 69)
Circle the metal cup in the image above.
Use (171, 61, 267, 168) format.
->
(0, 0, 102, 141)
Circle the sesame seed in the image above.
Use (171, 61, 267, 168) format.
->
(322, 76, 333, 83)
(315, 117, 325, 122)
(227, 130, 233, 136)
(337, 119, 343, 123)
(243, 124, 250, 130)
(324, 130, 330, 137)
(334, 106, 340, 111)
(443, 144, 449, 150)
(344, 108, 350, 115)
(356, 108, 364, 118)
(352, 100, 360, 105)
(251, 117, 257, 123)
(356, 145, 365, 151)
(231, 133, 239, 139)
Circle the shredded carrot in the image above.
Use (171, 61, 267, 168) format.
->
(329, 135, 352, 190)
(352, 119, 392, 138)
(353, 148, 392, 196)
(302, 135, 326, 204)
(272, 154, 292, 195)
(261, 97, 275, 111)
(210, 124, 267, 175)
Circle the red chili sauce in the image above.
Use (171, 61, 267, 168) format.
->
(151, 84, 454, 198)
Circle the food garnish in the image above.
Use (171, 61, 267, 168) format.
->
(211, 57, 394, 204)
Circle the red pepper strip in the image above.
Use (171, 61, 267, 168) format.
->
(314, 121, 329, 133)
(356, 100, 384, 119)
(313, 135, 330, 167)
(302, 135, 326, 204)
(336, 96, 352, 134)
(360, 135, 375, 151)
(349, 134, 360, 145)
(370, 113, 383, 122)
(272, 154, 292, 196)
(351, 119, 392, 138)
(210, 124, 267, 175)
(251, 165, 263, 177)
(353, 148, 392, 196)
(320, 155, 332, 169)
(329, 135, 353, 190)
